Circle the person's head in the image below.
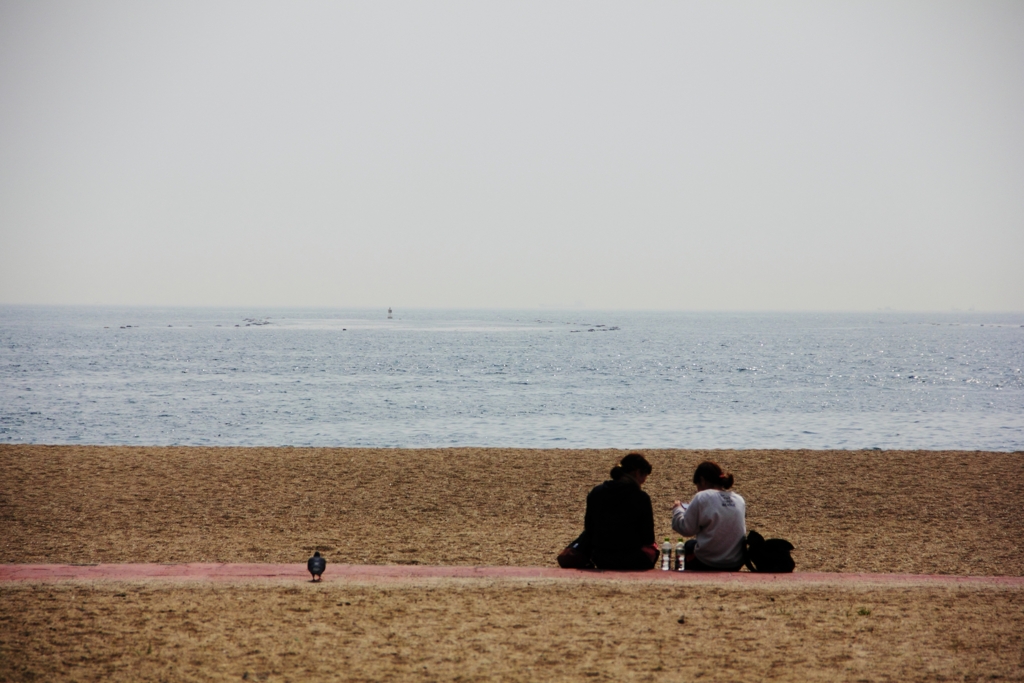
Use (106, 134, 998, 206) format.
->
(611, 452, 653, 485)
(692, 460, 734, 491)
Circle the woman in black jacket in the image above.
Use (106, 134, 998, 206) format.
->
(563, 453, 658, 570)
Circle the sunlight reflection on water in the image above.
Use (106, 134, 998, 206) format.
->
(1, 307, 1022, 450)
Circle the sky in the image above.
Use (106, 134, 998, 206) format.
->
(1, 1, 1022, 311)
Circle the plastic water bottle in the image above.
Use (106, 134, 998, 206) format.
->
(661, 538, 672, 570)
(675, 539, 686, 571)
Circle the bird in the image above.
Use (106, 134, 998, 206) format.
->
(307, 551, 326, 581)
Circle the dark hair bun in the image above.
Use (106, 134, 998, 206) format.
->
(693, 460, 734, 489)
(611, 453, 652, 480)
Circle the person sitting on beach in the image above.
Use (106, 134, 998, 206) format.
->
(670, 460, 747, 572)
(560, 453, 658, 570)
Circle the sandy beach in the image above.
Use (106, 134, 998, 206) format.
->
(2, 445, 1021, 574)
(2, 445, 1022, 681)
(3, 579, 1022, 682)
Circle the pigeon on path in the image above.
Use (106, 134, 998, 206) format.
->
(307, 551, 326, 581)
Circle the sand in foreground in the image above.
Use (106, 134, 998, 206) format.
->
(2, 580, 1022, 682)
(3, 446, 1023, 681)
(2, 445, 1022, 575)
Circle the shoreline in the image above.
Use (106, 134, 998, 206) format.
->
(8, 443, 1024, 454)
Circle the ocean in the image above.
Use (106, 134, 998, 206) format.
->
(1, 307, 1022, 450)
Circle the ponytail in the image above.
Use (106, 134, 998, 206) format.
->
(693, 460, 734, 490)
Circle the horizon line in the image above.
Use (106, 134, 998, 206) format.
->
(1, 303, 1023, 315)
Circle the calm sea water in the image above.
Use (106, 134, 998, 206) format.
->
(1, 307, 1022, 450)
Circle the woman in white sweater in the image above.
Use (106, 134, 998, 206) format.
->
(671, 461, 746, 571)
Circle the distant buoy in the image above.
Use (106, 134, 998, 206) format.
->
(387, 307, 393, 319)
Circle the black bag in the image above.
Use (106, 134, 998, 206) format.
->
(744, 530, 795, 573)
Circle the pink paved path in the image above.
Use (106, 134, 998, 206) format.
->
(2, 564, 1022, 587)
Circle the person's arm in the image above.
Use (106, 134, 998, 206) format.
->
(671, 497, 700, 537)
(640, 492, 655, 546)
(583, 489, 597, 536)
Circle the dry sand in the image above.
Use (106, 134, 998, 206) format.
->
(2, 445, 1021, 574)
(2, 445, 1023, 681)
(2, 580, 1022, 682)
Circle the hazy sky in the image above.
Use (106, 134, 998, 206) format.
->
(1, 1, 1022, 311)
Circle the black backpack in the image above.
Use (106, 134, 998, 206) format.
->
(744, 530, 795, 573)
